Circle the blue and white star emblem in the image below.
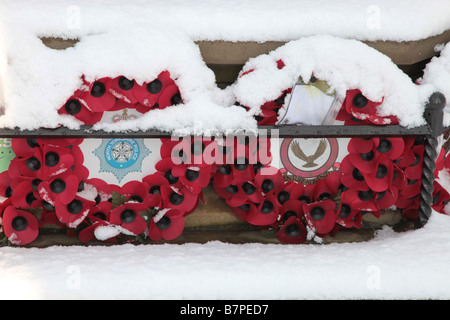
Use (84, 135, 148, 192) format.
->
(93, 138, 151, 183)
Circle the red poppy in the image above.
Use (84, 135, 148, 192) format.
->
(58, 94, 103, 125)
(160, 137, 188, 163)
(85, 178, 114, 203)
(224, 177, 265, 207)
(78, 201, 113, 243)
(395, 192, 419, 210)
(213, 179, 239, 201)
(79, 77, 116, 113)
(160, 136, 215, 166)
(38, 172, 79, 205)
(310, 174, 340, 202)
(0, 171, 12, 198)
(230, 202, 258, 223)
(335, 191, 362, 229)
(375, 187, 398, 210)
(255, 107, 278, 125)
(344, 189, 379, 214)
(272, 181, 301, 207)
(7, 148, 44, 181)
(213, 164, 236, 188)
(251, 89, 290, 125)
(133, 71, 177, 109)
(110, 202, 148, 236)
(348, 137, 376, 154)
(347, 139, 379, 174)
(157, 84, 182, 110)
(55, 195, 95, 228)
(343, 89, 398, 125)
(336, 106, 372, 125)
(142, 172, 169, 207)
(116, 180, 150, 204)
(324, 171, 343, 194)
(403, 145, 424, 180)
(10, 180, 42, 209)
(41, 144, 75, 177)
(340, 156, 370, 191)
(348, 138, 404, 175)
(432, 181, 450, 213)
(231, 153, 256, 181)
(70, 145, 90, 182)
(148, 208, 185, 241)
(392, 165, 407, 190)
(276, 216, 307, 244)
(2, 205, 39, 245)
(344, 89, 380, 116)
(11, 138, 42, 158)
(160, 185, 198, 216)
(279, 199, 305, 223)
(373, 138, 405, 161)
(245, 192, 280, 226)
(401, 202, 420, 220)
(363, 156, 395, 192)
(109, 76, 139, 104)
(394, 138, 417, 168)
(171, 164, 213, 194)
(213, 152, 257, 188)
(155, 157, 184, 188)
(303, 199, 337, 235)
(254, 166, 284, 195)
(297, 183, 315, 204)
(398, 177, 421, 199)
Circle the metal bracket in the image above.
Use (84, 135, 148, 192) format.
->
(416, 92, 446, 228)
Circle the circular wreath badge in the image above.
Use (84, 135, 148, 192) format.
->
(281, 138, 339, 178)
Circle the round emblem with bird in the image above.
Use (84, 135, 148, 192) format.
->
(280, 138, 339, 178)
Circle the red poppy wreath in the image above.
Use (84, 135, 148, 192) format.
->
(0, 90, 449, 246)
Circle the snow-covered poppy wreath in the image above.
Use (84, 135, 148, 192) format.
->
(1, 99, 449, 246)
(58, 71, 183, 125)
(1, 35, 449, 246)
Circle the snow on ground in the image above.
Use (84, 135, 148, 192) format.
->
(1, 211, 450, 300)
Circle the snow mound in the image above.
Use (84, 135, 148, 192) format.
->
(420, 42, 450, 127)
(233, 35, 428, 128)
(0, 0, 449, 43)
(0, 26, 254, 134)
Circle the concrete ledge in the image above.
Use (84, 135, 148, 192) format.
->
(40, 29, 450, 67)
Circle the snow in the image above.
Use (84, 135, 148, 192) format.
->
(233, 35, 427, 128)
(0, 211, 449, 300)
(0, 26, 252, 134)
(0, 31, 437, 132)
(1, 0, 449, 43)
(420, 42, 450, 124)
